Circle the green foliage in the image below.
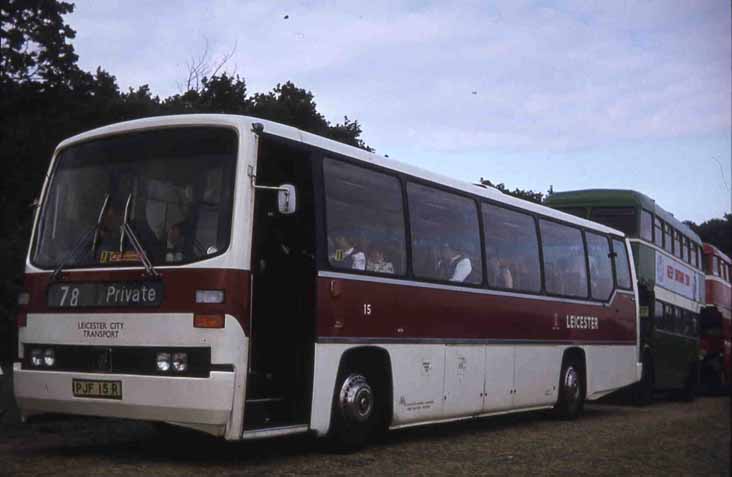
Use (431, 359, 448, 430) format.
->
(0, 0, 79, 87)
(479, 178, 545, 204)
(685, 214, 732, 258)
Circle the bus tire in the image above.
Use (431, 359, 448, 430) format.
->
(330, 371, 379, 450)
(633, 353, 654, 406)
(554, 359, 584, 420)
(680, 363, 698, 402)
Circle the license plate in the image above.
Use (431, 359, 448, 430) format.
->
(72, 379, 122, 400)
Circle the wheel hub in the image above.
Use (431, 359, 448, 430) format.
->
(339, 374, 374, 423)
(564, 367, 580, 401)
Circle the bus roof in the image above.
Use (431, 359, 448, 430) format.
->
(546, 188, 701, 245)
(704, 243, 731, 263)
(56, 114, 626, 238)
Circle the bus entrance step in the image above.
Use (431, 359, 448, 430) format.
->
(244, 397, 297, 428)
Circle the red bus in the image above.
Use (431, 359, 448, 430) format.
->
(14, 115, 641, 447)
(700, 243, 732, 390)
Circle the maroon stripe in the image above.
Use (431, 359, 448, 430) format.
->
(316, 276, 636, 342)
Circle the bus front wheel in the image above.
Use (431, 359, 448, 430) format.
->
(633, 353, 654, 406)
(554, 360, 584, 420)
(331, 372, 378, 449)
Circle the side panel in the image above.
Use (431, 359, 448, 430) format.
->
(513, 346, 561, 408)
(482, 345, 515, 412)
(390, 344, 446, 425)
(443, 345, 485, 418)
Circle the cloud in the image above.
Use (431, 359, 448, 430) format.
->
(69, 1, 730, 153)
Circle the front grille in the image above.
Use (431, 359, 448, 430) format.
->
(22, 344, 211, 377)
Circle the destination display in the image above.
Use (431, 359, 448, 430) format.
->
(47, 281, 164, 308)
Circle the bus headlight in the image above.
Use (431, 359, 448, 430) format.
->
(43, 348, 55, 367)
(172, 352, 188, 372)
(156, 352, 171, 372)
(31, 349, 43, 367)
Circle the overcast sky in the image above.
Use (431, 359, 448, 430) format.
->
(68, 0, 731, 223)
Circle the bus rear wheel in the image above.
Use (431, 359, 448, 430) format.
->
(554, 360, 584, 420)
(331, 372, 379, 450)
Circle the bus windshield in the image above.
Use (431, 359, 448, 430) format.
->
(33, 127, 238, 269)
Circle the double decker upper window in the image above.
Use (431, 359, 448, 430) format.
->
(653, 217, 663, 248)
(681, 237, 688, 262)
(673, 231, 682, 258)
(663, 224, 673, 253)
(640, 210, 653, 242)
(323, 158, 406, 275)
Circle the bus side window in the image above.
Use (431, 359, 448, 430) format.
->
(323, 158, 406, 275)
(407, 183, 482, 284)
(539, 220, 588, 298)
(586, 232, 613, 301)
(681, 236, 688, 262)
(481, 203, 540, 292)
(654, 300, 665, 330)
(673, 230, 682, 259)
(640, 209, 653, 243)
(653, 217, 663, 248)
(663, 223, 672, 253)
(611, 239, 632, 290)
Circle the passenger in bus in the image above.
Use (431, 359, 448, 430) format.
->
(437, 241, 472, 282)
(559, 257, 585, 296)
(165, 222, 185, 263)
(94, 205, 123, 262)
(366, 243, 394, 274)
(486, 246, 514, 288)
(331, 232, 366, 270)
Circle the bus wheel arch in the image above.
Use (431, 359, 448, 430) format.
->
(329, 346, 393, 449)
(554, 347, 586, 420)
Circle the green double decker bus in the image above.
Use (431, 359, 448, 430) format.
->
(545, 189, 703, 402)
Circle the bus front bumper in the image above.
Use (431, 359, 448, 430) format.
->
(13, 363, 235, 433)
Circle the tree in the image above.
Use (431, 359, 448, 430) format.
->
(685, 214, 732, 258)
(0, 0, 79, 88)
(479, 178, 545, 204)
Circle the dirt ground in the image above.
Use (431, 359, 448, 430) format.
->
(0, 378, 729, 477)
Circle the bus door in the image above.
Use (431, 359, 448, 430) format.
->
(246, 136, 316, 429)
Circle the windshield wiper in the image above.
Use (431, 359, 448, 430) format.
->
(120, 193, 159, 278)
(50, 194, 110, 282)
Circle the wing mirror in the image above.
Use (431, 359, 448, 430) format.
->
(277, 184, 296, 215)
(248, 166, 296, 215)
